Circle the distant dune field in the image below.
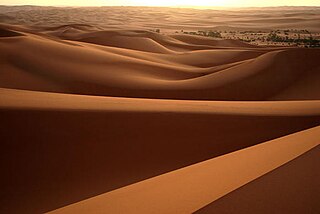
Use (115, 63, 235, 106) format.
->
(0, 6, 319, 214)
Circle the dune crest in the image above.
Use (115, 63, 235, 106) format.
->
(1, 26, 320, 100)
(49, 125, 320, 214)
(0, 6, 319, 214)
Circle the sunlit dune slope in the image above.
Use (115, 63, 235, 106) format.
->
(0, 10, 319, 214)
(49, 126, 320, 214)
(1, 26, 320, 100)
(1, 88, 320, 213)
(196, 145, 320, 214)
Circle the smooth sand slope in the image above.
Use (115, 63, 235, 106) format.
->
(1, 88, 320, 213)
(196, 145, 320, 214)
(48, 126, 320, 214)
(1, 26, 320, 100)
(0, 6, 320, 214)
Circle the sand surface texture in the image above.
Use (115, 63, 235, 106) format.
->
(0, 6, 319, 214)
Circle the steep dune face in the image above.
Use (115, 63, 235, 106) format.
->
(196, 145, 320, 214)
(1, 89, 320, 214)
(0, 27, 23, 37)
(49, 128, 320, 214)
(0, 8, 320, 214)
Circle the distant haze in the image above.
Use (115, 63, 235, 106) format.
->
(0, 0, 320, 7)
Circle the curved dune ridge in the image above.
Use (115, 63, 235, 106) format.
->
(0, 19, 320, 214)
(1, 24, 320, 101)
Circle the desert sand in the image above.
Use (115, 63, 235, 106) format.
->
(0, 6, 319, 214)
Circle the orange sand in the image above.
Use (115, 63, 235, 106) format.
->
(0, 6, 319, 214)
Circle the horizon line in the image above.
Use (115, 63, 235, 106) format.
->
(1, 5, 320, 9)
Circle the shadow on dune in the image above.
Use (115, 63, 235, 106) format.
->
(195, 146, 320, 214)
(0, 19, 319, 213)
(0, 27, 23, 37)
(1, 109, 320, 213)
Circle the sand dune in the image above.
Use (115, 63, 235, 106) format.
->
(0, 6, 319, 214)
(1, 27, 320, 100)
(1, 89, 320, 213)
(196, 145, 320, 214)
(49, 126, 320, 214)
(1, 6, 319, 32)
(171, 34, 257, 48)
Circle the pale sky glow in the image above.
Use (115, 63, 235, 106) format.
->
(0, 0, 319, 7)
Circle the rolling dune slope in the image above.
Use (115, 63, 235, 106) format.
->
(1, 26, 320, 100)
(0, 6, 320, 214)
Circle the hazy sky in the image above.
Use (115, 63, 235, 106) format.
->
(0, 0, 319, 7)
